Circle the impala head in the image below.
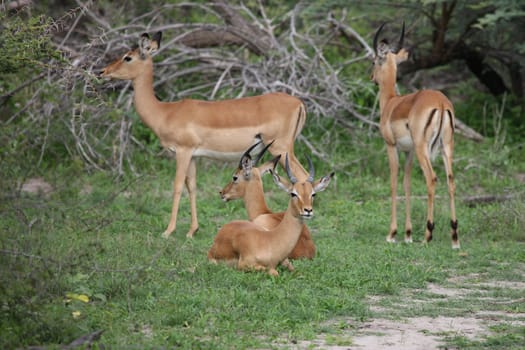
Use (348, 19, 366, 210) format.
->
(271, 154, 334, 220)
(100, 31, 162, 80)
(371, 22, 408, 84)
(219, 141, 280, 201)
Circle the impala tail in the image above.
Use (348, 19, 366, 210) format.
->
(427, 106, 455, 161)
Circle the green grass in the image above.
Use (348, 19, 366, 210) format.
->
(1, 136, 524, 349)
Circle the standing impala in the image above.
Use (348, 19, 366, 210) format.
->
(372, 22, 459, 248)
(208, 154, 333, 276)
(100, 31, 309, 238)
(219, 141, 316, 265)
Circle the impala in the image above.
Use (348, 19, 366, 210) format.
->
(100, 31, 309, 238)
(372, 22, 459, 248)
(208, 155, 333, 276)
(219, 141, 316, 265)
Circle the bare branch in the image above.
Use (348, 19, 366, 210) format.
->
(327, 12, 374, 57)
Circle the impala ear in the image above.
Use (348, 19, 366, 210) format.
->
(152, 31, 162, 50)
(259, 155, 281, 176)
(313, 172, 334, 193)
(139, 31, 162, 58)
(241, 155, 253, 179)
(395, 48, 409, 63)
(270, 169, 291, 193)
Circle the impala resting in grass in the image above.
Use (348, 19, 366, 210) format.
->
(208, 155, 333, 276)
(219, 141, 316, 265)
(100, 31, 309, 239)
(372, 22, 459, 248)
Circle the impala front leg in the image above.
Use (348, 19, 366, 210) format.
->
(386, 145, 399, 243)
(269, 141, 308, 182)
(162, 150, 193, 238)
(185, 158, 199, 238)
(285, 153, 308, 182)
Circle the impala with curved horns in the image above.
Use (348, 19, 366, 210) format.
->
(100, 31, 309, 238)
(208, 154, 333, 276)
(219, 141, 316, 266)
(372, 22, 459, 248)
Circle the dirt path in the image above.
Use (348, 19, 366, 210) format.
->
(277, 274, 525, 349)
(346, 316, 487, 349)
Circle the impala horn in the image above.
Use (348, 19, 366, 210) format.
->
(373, 22, 387, 56)
(253, 140, 275, 166)
(238, 141, 263, 169)
(306, 155, 315, 183)
(285, 154, 298, 184)
(395, 21, 405, 53)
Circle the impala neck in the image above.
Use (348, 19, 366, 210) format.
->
(244, 174, 272, 220)
(131, 60, 164, 133)
(377, 61, 398, 114)
(270, 202, 304, 256)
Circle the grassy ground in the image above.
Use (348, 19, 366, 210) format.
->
(1, 135, 524, 349)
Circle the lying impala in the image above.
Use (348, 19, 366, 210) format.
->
(372, 22, 459, 248)
(219, 141, 316, 266)
(100, 31, 309, 238)
(208, 155, 333, 276)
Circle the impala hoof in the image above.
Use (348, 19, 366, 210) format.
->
(186, 227, 199, 238)
(452, 242, 461, 249)
(404, 237, 413, 243)
(386, 237, 396, 243)
(281, 259, 295, 272)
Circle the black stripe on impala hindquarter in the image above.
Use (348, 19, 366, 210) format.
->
(424, 108, 437, 133)
(424, 109, 437, 153)
(430, 108, 444, 154)
(446, 109, 455, 132)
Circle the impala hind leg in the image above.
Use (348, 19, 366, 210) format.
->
(442, 141, 460, 249)
(163, 151, 193, 238)
(238, 257, 272, 274)
(403, 150, 414, 243)
(415, 148, 436, 244)
(386, 145, 399, 243)
(184, 159, 199, 238)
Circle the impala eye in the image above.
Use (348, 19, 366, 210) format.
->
(312, 193, 316, 197)
(123, 56, 132, 62)
(232, 175, 238, 182)
(290, 191, 298, 198)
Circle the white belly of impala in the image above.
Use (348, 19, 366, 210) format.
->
(396, 135, 414, 152)
(168, 146, 245, 161)
(166, 137, 265, 161)
(192, 148, 246, 161)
